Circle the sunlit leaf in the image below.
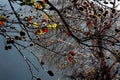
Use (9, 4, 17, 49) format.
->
(33, 22, 39, 27)
(52, 23, 57, 29)
(20, 0, 34, 5)
(35, 2, 41, 10)
(0, 21, 3, 26)
(39, 29, 43, 35)
(35, 29, 43, 35)
(47, 24, 52, 29)
(36, 1, 46, 9)
(25, 0, 34, 5)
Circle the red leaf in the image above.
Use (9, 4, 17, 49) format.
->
(68, 57, 73, 62)
(67, 32, 71, 37)
(42, 28, 48, 33)
(87, 21, 93, 27)
(85, 32, 91, 36)
(69, 51, 75, 56)
(41, 19, 47, 23)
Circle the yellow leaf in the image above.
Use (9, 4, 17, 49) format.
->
(33, 22, 39, 27)
(39, 29, 43, 35)
(24, 0, 34, 5)
(52, 23, 57, 29)
(47, 24, 52, 29)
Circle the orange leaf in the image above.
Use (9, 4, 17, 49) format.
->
(28, 16, 32, 22)
(0, 21, 3, 26)
(35, 2, 41, 10)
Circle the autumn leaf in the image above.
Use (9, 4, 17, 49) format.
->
(20, 0, 34, 5)
(35, 29, 43, 35)
(28, 16, 32, 22)
(41, 19, 47, 24)
(36, 1, 46, 9)
(52, 23, 57, 29)
(68, 56, 73, 62)
(87, 21, 93, 27)
(38, 29, 43, 35)
(69, 51, 75, 56)
(67, 32, 71, 37)
(0, 21, 3, 26)
(33, 22, 39, 27)
(35, 2, 41, 10)
(47, 24, 52, 29)
(42, 28, 48, 33)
